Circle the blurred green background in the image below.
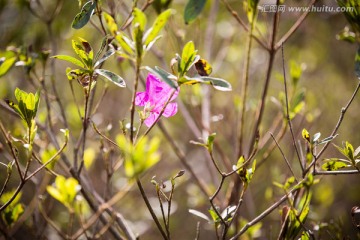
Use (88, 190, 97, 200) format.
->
(0, 0, 359, 239)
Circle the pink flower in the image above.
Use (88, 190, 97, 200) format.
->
(135, 74, 179, 127)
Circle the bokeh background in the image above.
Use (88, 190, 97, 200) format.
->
(0, 0, 360, 239)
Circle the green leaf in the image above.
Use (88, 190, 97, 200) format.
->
(116, 135, 160, 178)
(145, 66, 178, 89)
(302, 128, 310, 142)
(336, 27, 356, 43)
(283, 176, 296, 190)
(300, 231, 310, 240)
(41, 146, 59, 170)
(200, 77, 232, 91)
(180, 41, 198, 75)
(102, 12, 118, 36)
(235, 156, 245, 174)
(52, 55, 85, 68)
(206, 133, 216, 153)
(94, 36, 109, 63)
(246, 0, 260, 24)
(95, 69, 126, 87)
(184, 0, 207, 24)
(322, 159, 350, 171)
(115, 33, 135, 56)
(132, 8, 146, 57)
(0, 56, 17, 77)
(289, 60, 302, 86)
(144, 9, 173, 47)
(94, 48, 115, 68)
(66, 68, 89, 81)
(72, 0, 96, 29)
(132, 8, 147, 32)
(46, 186, 64, 204)
(47, 175, 80, 210)
(153, 0, 173, 14)
(354, 146, 360, 159)
(209, 208, 221, 223)
(72, 38, 93, 68)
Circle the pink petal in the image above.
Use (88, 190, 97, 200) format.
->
(135, 92, 147, 106)
(163, 102, 178, 117)
(144, 112, 159, 127)
(146, 74, 163, 96)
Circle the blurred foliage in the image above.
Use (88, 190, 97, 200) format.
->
(0, 0, 359, 239)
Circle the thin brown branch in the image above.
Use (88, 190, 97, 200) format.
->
(281, 44, 303, 172)
(305, 80, 360, 174)
(270, 133, 298, 181)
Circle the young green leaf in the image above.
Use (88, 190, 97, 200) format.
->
(180, 41, 198, 75)
(246, 0, 260, 24)
(72, 0, 96, 29)
(184, 0, 207, 24)
(115, 33, 135, 56)
(153, 0, 173, 14)
(144, 9, 173, 47)
(132, 8, 147, 32)
(94, 48, 115, 68)
(0, 191, 24, 226)
(102, 12, 118, 36)
(94, 36, 110, 63)
(46, 175, 80, 210)
(95, 69, 126, 87)
(72, 38, 93, 68)
(302, 129, 310, 142)
(0, 56, 17, 77)
(322, 159, 349, 171)
(132, 8, 147, 57)
(52, 55, 85, 68)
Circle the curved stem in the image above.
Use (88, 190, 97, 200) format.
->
(238, 17, 255, 158)
(136, 178, 168, 239)
(130, 58, 141, 143)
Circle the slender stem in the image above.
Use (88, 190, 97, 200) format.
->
(209, 176, 227, 226)
(281, 44, 303, 172)
(314, 170, 360, 175)
(130, 58, 141, 143)
(209, 151, 224, 176)
(0, 182, 24, 212)
(230, 182, 303, 239)
(270, 133, 298, 182)
(157, 122, 214, 201)
(0, 171, 11, 198)
(25, 139, 67, 181)
(248, 1, 281, 156)
(156, 189, 168, 238)
(305, 80, 360, 174)
(238, 15, 255, 158)
(136, 178, 168, 239)
(0, 121, 23, 180)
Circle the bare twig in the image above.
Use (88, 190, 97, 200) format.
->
(280, 44, 303, 172)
